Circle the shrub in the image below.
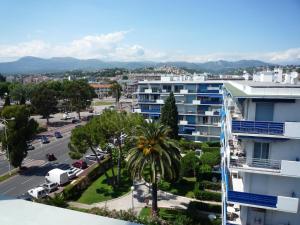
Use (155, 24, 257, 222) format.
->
(187, 201, 221, 214)
(206, 142, 220, 147)
(37, 194, 68, 208)
(201, 147, 220, 152)
(200, 180, 221, 191)
(194, 190, 222, 202)
(200, 151, 220, 166)
(178, 139, 202, 152)
(173, 214, 193, 225)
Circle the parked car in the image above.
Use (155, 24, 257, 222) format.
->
(41, 136, 49, 144)
(41, 182, 59, 193)
(45, 168, 69, 185)
(65, 167, 82, 179)
(72, 119, 80, 124)
(26, 143, 35, 151)
(46, 153, 57, 161)
(85, 153, 104, 161)
(62, 113, 71, 120)
(72, 160, 88, 169)
(54, 131, 62, 138)
(17, 192, 34, 201)
(28, 187, 47, 199)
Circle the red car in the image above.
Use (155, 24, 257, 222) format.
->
(72, 160, 88, 169)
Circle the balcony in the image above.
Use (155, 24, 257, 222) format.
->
(192, 100, 201, 105)
(231, 120, 284, 136)
(141, 108, 160, 113)
(230, 157, 300, 177)
(133, 108, 141, 113)
(179, 120, 188, 125)
(227, 190, 277, 208)
(144, 89, 152, 93)
(180, 89, 189, 94)
(156, 99, 164, 104)
(138, 99, 156, 103)
(228, 191, 299, 213)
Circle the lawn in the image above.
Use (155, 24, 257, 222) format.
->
(77, 167, 132, 204)
(158, 176, 196, 198)
(93, 101, 114, 106)
(139, 207, 221, 225)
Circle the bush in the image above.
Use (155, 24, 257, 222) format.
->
(194, 190, 221, 202)
(201, 147, 220, 152)
(187, 201, 221, 214)
(179, 139, 202, 152)
(200, 180, 221, 191)
(200, 151, 220, 166)
(37, 194, 68, 208)
(206, 142, 220, 147)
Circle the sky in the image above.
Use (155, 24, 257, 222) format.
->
(0, 0, 299, 63)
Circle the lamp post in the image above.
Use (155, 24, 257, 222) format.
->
(0, 117, 15, 175)
(130, 185, 135, 211)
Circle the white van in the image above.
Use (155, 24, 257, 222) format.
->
(28, 187, 47, 199)
(45, 168, 69, 185)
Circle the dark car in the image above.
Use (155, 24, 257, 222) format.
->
(72, 119, 80, 124)
(46, 153, 57, 161)
(41, 136, 49, 144)
(72, 160, 88, 169)
(17, 192, 33, 201)
(26, 143, 35, 151)
(54, 131, 63, 138)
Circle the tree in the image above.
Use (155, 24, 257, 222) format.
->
(0, 73, 6, 82)
(181, 151, 199, 177)
(9, 83, 28, 104)
(127, 122, 181, 216)
(63, 80, 95, 119)
(160, 92, 179, 139)
(1, 105, 38, 168)
(0, 82, 9, 97)
(110, 81, 122, 109)
(30, 85, 58, 124)
(3, 95, 10, 107)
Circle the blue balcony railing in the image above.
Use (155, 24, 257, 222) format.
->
(141, 108, 160, 113)
(232, 120, 284, 135)
(228, 191, 277, 208)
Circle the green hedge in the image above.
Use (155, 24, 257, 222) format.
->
(187, 201, 221, 214)
(206, 142, 220, 147)
(194, 190, 222, 202)
(200, 180, 221, 191)
(62, 156, 111, 201)
(201, 147, 220, 152)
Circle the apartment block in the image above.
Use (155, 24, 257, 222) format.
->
(221, 80, 300, 225)
(134, 74, 223, 142)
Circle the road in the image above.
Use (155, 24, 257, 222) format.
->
(0, 134, 75, 197)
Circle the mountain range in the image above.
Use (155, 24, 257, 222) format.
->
(0, 56, 273, 74)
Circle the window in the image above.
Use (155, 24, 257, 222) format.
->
(253, 143, 269, 159)
(255, 103, 274, 121)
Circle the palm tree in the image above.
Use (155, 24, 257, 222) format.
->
(127, 122, 181, 216)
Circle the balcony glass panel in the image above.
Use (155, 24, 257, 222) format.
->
(232, 120, 284, 135)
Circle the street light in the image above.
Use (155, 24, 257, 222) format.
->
(0, 117, 15, 175)
(130, 185, 135, 211)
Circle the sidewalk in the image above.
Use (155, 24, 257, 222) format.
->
(68, 181, 221, 214)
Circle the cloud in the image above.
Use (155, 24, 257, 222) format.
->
(0, 31, 299, 63)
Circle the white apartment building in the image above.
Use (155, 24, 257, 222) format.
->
(221, 79, 300, 225)
(134, 74, 224, 142)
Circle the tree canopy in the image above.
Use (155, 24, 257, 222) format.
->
(1, 105, 38, 168)
(160, 92, 179, 139)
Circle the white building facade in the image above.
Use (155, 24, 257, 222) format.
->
(221, 80, 300, 225)
(134, 74, 223, 142)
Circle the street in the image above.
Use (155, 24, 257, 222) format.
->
(0, 134, 75, 197)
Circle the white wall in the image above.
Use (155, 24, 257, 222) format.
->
(264, 208, 300, 225)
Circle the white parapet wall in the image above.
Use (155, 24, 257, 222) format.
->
(284, 122, 300, 138)
(179, 120, 188, 125)
(180, 89, 188, 94)
(156, 99, 164, 104)
(281, 160, 300, 177)
(145, 89, 152, 93)
(133, 109, 141, 113)
(276, 196, 299, 213)
(192, 100, 201, 105)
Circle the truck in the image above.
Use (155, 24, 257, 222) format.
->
(45, 168, 69, 186)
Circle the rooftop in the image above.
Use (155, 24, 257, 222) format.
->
(0, 196, 139, 225)
(225, 81, 300, 99)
